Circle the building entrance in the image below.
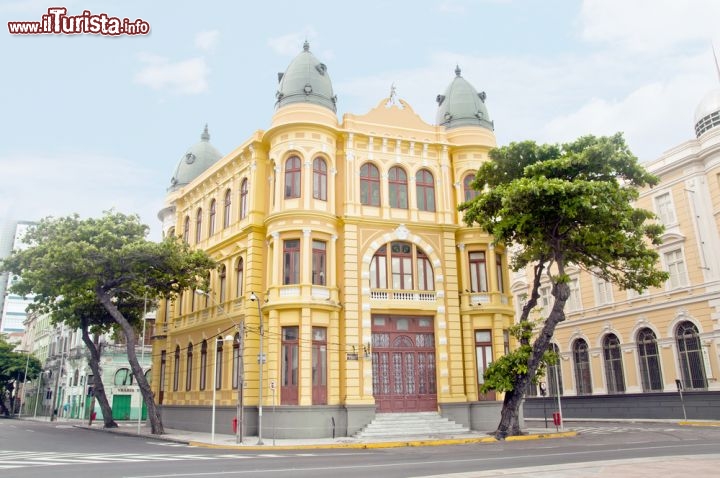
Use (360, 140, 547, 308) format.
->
(371, 316, 437, 412)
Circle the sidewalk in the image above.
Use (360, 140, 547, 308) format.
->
(25, 415, 575, 449)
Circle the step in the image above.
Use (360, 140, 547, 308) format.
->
(355, 412, 470, 439)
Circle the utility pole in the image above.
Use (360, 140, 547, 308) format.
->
(50, 333, 66, 421)
(236, 319, 245, 444)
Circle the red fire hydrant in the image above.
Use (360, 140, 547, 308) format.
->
(232, 417, 238, 433)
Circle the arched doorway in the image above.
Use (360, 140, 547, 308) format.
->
(371, 316, 437, 412)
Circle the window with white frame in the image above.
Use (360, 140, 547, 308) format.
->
(566, 277, 581, 312)
(594, 276, 613, 306)
(654, 192, 676, 226)
(539, 284, 553, 313)
(664, 248, 689, 289)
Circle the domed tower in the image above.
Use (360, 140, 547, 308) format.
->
(158, 125, 223, 238)
(168, 124, 223, 192)
(275, 40, 337, 113)
(694, 88, 720, 137)
(436, 66, 493, 131)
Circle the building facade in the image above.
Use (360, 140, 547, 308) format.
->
(152, 44, 515, 438)
(0, 221, 35, 344)
(520, 80, 720, 420)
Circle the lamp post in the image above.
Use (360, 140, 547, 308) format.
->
(211, 335, 234, 443)
(50, 332, 66, 421)
(16, 350, 30, 417)
(249, 291, 264, 445)
(196, 289, 244, 444)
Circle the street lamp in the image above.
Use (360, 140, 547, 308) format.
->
(249, 291, 264, 445)
(16, 350, 30, 417)
(50, 331, 67, 422)
(197, 289, 244, 444)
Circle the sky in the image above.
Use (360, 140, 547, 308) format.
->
(1, 0, 719, 241)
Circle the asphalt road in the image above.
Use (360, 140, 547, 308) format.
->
(2, 419, 719, 478)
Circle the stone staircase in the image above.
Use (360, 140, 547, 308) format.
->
(355, 412, 470, 439)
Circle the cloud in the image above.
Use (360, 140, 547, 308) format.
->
(268, 27, 319, 56)
(134, 55, 209, 95)
(0, 152, 163, 239)
(195, 30, 220, 53)
(580, 0, 720, 52)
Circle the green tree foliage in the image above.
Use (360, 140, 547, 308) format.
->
(0, 335, 42, 416)
(460, 133, 668, 438)
(1, 212, 216, 434)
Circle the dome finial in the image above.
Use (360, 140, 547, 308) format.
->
(303, 40, 310, 52)
(455, 65, 461, 77)
(201, 124, 210, 142)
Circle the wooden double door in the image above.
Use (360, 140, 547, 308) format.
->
(371, 316, 437, 412)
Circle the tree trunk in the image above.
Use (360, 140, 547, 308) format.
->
(79, 323, 117, 429)
(493, 260, 571, 439)
(97, 290, 164, 435)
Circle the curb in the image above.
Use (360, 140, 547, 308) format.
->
(678, 421, 720, 427)
(188, 431, 577, 450)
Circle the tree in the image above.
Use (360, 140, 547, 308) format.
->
(50, 293, 148, 429)
(0, 335, 42, 416)
(459, 133, 669, 439)
(1, 212, 216, 434)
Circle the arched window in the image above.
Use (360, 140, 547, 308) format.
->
(114, 368, 132, 386)
(232, 333, 240, 389)
(183, 216, 190, 244)
(239, 179, 248, 219)
(173, 346, 180, 391)
(637, 328, 663, 392)
(195, 208, 203, 244)
(313, 157, 327, 201)
(676, 321, 707, 389)
(218, 265, 227, 303)
(573, 339, 592, 395)
(224, 189, 232, 228)
(285, 156, 301, 198)
(416, 169, 435, 212)
(370, 242, 434, 292)
(416, 249, 433, 290)
(360, 163, 380, 206)
(463, 173, 479, 202)
(602, 334, 625, 393)
(199, 340, 208, 391)
(167, 227, 175, 239)
(185, 343, 193, 391)
(391, 241, 413, 290)
(388, 166, 408, 209)
(370, 245, 387, 289)
(235, 258, 244, 297)
(208, 199, 216, 236)
(215, 337, 223, 390)
(548, 343, 563, 396)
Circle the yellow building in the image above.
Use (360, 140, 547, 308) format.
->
(152, 43, 515, 438)
(519, 80, 720, 420)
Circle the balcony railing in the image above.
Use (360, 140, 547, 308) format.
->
(370, 289, 437, 301)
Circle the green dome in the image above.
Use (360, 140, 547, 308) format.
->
(436, 66, 493, 130)
(275, 41, 337, 112)
(169, 125, 222, 191)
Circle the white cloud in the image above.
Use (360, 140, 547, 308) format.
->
(134, 55, 209, 95)
(0, 153, 163, 239)
(268, 27, 319, 56)
(195, 30, 220, 53)
(580, 0, 720, 52)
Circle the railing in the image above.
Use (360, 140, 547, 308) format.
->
(370, 289, 436, 301)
